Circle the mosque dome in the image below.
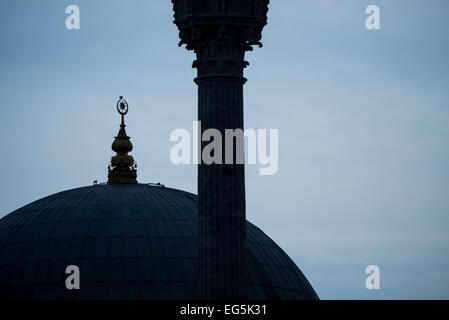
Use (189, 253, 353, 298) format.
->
(0, 97, 318, 300)
(0, 184, 318, 300)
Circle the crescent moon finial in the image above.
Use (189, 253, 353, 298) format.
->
(117, 96, 129, 116)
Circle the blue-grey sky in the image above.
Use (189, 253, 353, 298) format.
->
(1, 0, 448, 299)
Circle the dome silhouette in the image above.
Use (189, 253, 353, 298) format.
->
(0, 184, 318, 300)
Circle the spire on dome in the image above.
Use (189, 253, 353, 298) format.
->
(107, 96, 137, 184)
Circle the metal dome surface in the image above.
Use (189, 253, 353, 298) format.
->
(0, 184, 318, 300)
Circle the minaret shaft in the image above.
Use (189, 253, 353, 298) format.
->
(197, 75, 247, 300)
(172, 0, 269, 300)
(193, 26, 249, 299)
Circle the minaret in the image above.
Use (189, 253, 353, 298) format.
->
(108, 96, 138, 184)
(172, 1, 269, 299)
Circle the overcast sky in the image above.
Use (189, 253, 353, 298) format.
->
(1, 0, 448, 299)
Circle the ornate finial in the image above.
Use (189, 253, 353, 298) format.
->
(107, 96, 137, 184)
(117, 96, 128, 115)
